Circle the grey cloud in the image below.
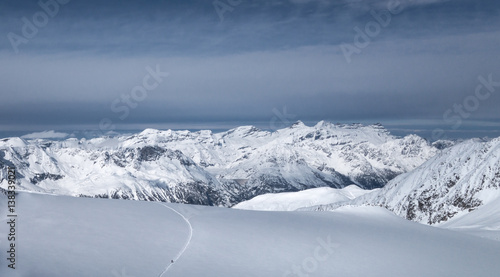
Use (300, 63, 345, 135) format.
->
(0, 0, 499, 139)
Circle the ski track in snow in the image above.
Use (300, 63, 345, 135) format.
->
(156, 203, 193, 277)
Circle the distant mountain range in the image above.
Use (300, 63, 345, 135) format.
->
(0, 121, 438, 206)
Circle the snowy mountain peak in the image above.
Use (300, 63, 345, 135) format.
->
(313, 120, 329, 128)
(289, 120, 306, 128)
(139, 128, 162, 136)
(223, 125, 267, 138)
(0, 137, 27, 149)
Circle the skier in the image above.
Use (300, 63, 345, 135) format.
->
(171, 260, 174, 263)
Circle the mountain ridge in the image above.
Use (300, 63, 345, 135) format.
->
(0, 121, 438, 206)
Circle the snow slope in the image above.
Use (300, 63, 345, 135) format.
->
(233, 185, 375, 211)
(439, 194, 500, 241)
(1, 192, 500, 277)
(0, 121, 438, 206)
(0, 192, 189, 277)
(310, 137, 500, 225)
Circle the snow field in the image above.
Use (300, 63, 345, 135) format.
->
(1, 192, 500, 277)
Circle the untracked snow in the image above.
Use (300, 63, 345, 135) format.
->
(233, 185, 375, 211)
(1, 192, 500, 277)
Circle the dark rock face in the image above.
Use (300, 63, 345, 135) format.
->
(30, 173, 64, 185)
(138, 146, 166, 162)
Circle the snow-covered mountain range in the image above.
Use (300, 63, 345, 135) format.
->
(0, 121, 438, 206)
(307, 137, 500, 226)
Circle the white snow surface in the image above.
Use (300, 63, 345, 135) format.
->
(233, 185, 375, 211)
(438, 192, 500, 241)
(1, 192, 500, 277)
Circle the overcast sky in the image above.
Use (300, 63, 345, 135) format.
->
(0, 0, 499, 139)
